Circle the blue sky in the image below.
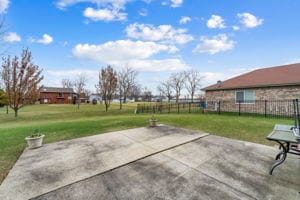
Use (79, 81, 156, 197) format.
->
(1, 0, 300, 93)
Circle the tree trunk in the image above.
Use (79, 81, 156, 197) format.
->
(105, 103, 108, 112)
(191, 92, 194, 103)
(123, 96, 126, 103)
(119, 99, 122, 110)
(14, 108, 18, 117)
(6, 105, 8, 114)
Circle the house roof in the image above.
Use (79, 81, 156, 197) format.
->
(203, 63, 300, 91)
(40, 87, 74, 93)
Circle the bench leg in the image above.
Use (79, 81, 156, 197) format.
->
(269, 141, 289, 175)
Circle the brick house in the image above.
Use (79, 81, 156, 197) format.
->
(39, 87, 76, 104)
(202, 63, 300, 114)
(79, 93, 88, 103)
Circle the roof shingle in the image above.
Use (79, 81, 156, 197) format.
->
(203, 63, 300, 91)
(40, 87, 74, 93)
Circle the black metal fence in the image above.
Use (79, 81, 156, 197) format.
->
(136, 99, 299, 118)
(205, 99, 296, 118)
(136, 102, 204, 114)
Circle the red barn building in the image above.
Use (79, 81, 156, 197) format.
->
(39, 87, 76, 104)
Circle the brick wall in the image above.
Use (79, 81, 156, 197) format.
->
(205, 85, 300, 101)
(204, 86, 300, 116)
(40, 92, 73, 104)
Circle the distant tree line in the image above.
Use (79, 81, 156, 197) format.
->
(158, 70, 203, 103)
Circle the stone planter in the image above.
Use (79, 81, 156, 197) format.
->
(25, 135, 45, 149)
(149, 120, 157, 127)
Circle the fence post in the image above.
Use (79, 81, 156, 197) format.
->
(189, 102, 191, 113)
(238, 101, 241, 116)
(178, 103, 180, 113)
(168, 104, 170, 113)
(218, 101, 221, 114)
(264, 100, 267, 117)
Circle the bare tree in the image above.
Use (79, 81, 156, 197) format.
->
(1, 49, 43, 117)
(117, 73, 123, 109)
(157, 80, 173, 102)
(73, 74, 87, 109)
(130, 84, 142, 102)
(118, 67, 138, 103)
(184, 70, 203, 102)
(97, 66, 118, 112)
(142, 87, 152, 102)
(84, 89, 92, 103)
(61, 78, 73, 88)
(61, 78, 74, 104)
(170, 72, 186, 103)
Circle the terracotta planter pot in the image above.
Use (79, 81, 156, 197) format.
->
(25, 135, 45, 149)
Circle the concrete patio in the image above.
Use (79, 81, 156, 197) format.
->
(0, 125, 299, 200)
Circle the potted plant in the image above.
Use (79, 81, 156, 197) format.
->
(25, 129, 45, 149)
(149, 115, 157, 127)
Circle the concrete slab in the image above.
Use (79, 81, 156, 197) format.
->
(33, 153, 252, 200)
(0, 125, 207, 200)
(32, 134, 299, 200)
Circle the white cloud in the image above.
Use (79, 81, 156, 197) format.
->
(201, 72, 229, 87)
(138, 8, 148, 16)
(3, 32, 21, 43)
(125, 23, 193, 44)
(57, 0, 130, 22)
(30, 34, 53, 45)
(193, 34, 235, 55)
(56, 0, 130, 10)
(44, 69, 98, 91)
(207, 15, 226, 29)
(201, 67, 255, 88)
(116, 58, 189, 72)
(72, 40, 189, 72)
(237, 12, 263, 28)
(179, 16, 191, 24)
(47, 69, 98, 77)
(171, 0, 183, 8)
(232, 26, 240, 31)
(83, 7, 127, 21)
(162, 0, 183, 8)
(73, 40, 177, 63)
(284, 58, 300, 65)
(0, 0, 9, 14)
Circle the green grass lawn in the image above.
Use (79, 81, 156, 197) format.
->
(0, 103, 293, 184)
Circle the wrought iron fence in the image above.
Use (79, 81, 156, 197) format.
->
(136, 102, 204, 114)
(205, 99, 296, 118)
(136, 99, 299, 118)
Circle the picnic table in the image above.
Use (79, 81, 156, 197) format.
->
(267, 124, 300, 175)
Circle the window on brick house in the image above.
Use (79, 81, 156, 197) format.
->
(235, 90, 254, 103)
